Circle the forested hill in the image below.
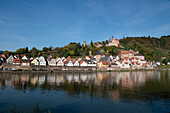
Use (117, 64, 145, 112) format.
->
(119, 35, 170, 61)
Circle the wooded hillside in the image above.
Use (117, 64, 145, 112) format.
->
(119, 35, 170, 61)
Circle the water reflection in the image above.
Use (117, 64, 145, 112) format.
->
(0, 71, 170, 102)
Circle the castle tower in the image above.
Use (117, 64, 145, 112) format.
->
(112, 36, 114, 41)
(83, 41, 86, 47)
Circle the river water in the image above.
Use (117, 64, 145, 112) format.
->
(0, 70, 169, 113)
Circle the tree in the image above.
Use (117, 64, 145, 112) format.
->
(106, 40, 109, 44)
(42, 47, 48, 52)
(102, 41, 106, 46)
(90, 41, 94, 47)
(15, 48, 26, 54)
(69, 51, 75, 56)
(30, 47, 38, 57)
(26, 47, 29, 53)
(38, 52, 42, 56)
(4, 50, 10, 55)
(112, 48, 115, 56)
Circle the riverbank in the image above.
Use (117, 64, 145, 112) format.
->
(0, 68, 166, 73)
(158, 65, 170, 69)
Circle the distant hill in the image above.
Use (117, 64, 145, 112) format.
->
(119, 35, 170, 61)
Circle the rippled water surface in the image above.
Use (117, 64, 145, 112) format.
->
(0, 70, 170, 113)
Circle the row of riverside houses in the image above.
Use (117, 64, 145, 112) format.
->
(0, 49, 158, 69)
(0, 54, 97, 67)
(97, 50, 157, 69)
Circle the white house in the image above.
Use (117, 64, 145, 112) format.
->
(56, 57, 61, 62)
(57, 59, 64, 66)
(86, 60, 96, 67)
(48, 57, 56, 66)
(121, 51, 134, 59)
(65, 59, 73, 66)
(39, 60, 46, 66)
(6, 55, 14, 64)
(138, 59, 147, 67)
(39, 56, 46, 66)
(85, 56, 90, 60)
(22, 56, 28, 60)
(117, 59, 130, 68)
(61, 57, 66, 62)
(31, 59, 39, 66)
(79, 61, 88, 66)
(21, 56, 30, 66)
(73, 59, 79, 66)
(111, 62, 118, 68)
(134, 54, 145, 60)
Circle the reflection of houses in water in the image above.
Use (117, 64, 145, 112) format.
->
(73, 74, 79, 83)
(5, 79, 12, 87)
(0, 71, 163, 90)
(66, 75, 73, 83)
(109, 71, 149, 89)
(5, 74, 12, 87)
(38, 75, 45, 85)
(80, 74, 87, 82)
(20, 74, 29, 83)
(12, 74, 20, 86)
(47, 75, 56, 85)
(30, 75, 38, 85)
(56, 75, 64, 85)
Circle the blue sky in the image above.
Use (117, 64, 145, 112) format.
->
(0, 0, 170, 51)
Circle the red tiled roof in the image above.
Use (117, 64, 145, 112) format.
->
(111, 62, 117, 65)
(131, 62, 135, 65)
(101, 61, 110, 65)
(124, 62, 129, 64)
(121, 51, 132, 54)
(136, 62, 141, 65)
(79, 61, 84, 65)
(131, 57, 139, 60)
(67, 56, 71, 60)
(142, 63, 146, 66)
(119, 59, 124, 63)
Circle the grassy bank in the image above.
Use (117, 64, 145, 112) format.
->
(158, 65, 170, 69)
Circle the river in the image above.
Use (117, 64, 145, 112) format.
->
(0, 70, 169, 113)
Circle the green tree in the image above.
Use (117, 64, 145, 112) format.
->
(4, 50, 10, 55)
(102, 41, 106, 46)
(16, 48, 26, 54)
(90, 41, 94, 47)
(112, 48, 115, 56)
(42, 47, 48, 52)
(106, 40, 109, 44)
(30, 47, 38, 57)
(26, 47, 29, 53)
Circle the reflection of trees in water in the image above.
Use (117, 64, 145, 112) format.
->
(0, 71, 170, 101)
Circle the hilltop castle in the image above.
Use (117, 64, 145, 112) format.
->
(93, 36, 119, 47)
(106, 36, 119, 47)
